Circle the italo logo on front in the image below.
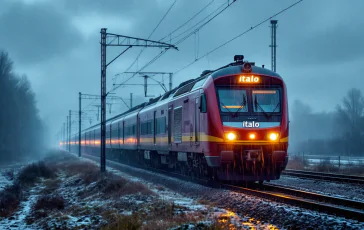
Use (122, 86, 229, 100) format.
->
(239, 75, 260, 83)
(243, 121, 260, 128)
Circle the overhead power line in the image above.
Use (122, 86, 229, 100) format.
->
(149, 0, 178, 39)
(159, 0, 215, 42)
(174, 0, 304, 75)
(122, 0, 178, 74)
(170, 1, 228, 44)
(112, 0, 237, 92)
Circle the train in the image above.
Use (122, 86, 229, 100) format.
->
(64, 55, 289, 183)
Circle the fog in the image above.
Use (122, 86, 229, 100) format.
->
(0, 0, 364, 155)
(290, 88, 364, 156)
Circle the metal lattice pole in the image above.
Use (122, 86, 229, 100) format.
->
(79, 92, 82, 157)
(69, 110, 71, 152)
(270, 20, 278, 72)
(100, 28, 107, 172)
(63, 122, 65, 149)
(66, 116, 69, 151)
(98, 29, 177, 172)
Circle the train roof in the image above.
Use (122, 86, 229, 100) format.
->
(211, 63, 282, 79)
(79, 57, 282, 134)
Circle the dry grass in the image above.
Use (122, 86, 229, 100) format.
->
(41, 178, 61, 195)
(340, 166, 364, 176)
(0, 161, 56, 218)
(56, 160, 99, 178)
(17, 161, 55, 186)
(313, 159, 340, 173)
(100, 199, 205, 230)
(74, 170, 154, 198)
(3, 169, 14, 181)
(26, 194, 65, 224)
(287, 154, 364, 175)
(0, 182, 22, 217)
(2, 151, 234, 229)
(197, 198, 216, 207)
(286, 155, 309, 170)
(101, 212, 142, 230)
(33, 194, 65, 211)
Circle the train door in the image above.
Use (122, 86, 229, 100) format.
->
(153, 111, 157, 145)
(137, 116, 140, 147)
(168, 107, 172, 146)
(122, 121, 125, 145)
(118, 122, 121, 148)
(195, 97, 200, 145)
(93, 129, 96, 146)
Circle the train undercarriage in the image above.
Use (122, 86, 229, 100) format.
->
(82, 145, 288, 183)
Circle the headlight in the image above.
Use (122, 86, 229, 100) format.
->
(249, 133, 256, 139)
(269, 133, 279, 141)
(225, 132, 237, 141)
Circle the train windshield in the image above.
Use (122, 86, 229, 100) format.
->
(218, 89, 248, 112)
(252, 89, 281, 113)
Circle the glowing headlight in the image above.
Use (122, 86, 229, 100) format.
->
(226, 132, 237, 141)
(249, 133, 256, 139)
(269, 133, 279, 141)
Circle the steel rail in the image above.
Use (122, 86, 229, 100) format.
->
(223, 184, 364, 221)
(282, 169, 364, 184)
(261, 183, 364, 210)
(285, 169, 364, 180)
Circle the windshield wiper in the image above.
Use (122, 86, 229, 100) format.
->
(254, 95, 270, 118)
(220, 101, 234, 116)
(232, 95, 247, 117)
(267, 102, 281, 118)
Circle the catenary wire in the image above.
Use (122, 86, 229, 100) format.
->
(112, 0, 237, 93)
(174, 0, 304, 75)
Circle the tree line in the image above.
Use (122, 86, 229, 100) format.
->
(0, 50, 45, 162)
(290, 88, 364, 156)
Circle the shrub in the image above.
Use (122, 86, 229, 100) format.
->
(101, 212, 142, 230)
(286, 155, 309, 170)
(33, 194, 65, 212)
(41, 179, 61, 195)
(26, 194, 65, 225)
(3, 169, 14, 181)
(17, 161, 55, 186)
(0, 182, 23, 217)
(314, 158, 339, 173)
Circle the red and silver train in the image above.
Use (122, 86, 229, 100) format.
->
(66, 55, 289, 182)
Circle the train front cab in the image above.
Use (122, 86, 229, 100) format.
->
(204, 67, 289, 182)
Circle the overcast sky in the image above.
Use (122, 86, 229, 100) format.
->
(1, 0, 364, 141)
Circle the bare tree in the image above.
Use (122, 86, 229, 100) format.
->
(335, 88, 364, 155)
(0, 50, 45, 162)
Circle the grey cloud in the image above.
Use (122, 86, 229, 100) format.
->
(0, 1, 83, 65)
(63, 0, 143, 16)
(283, 22, 364, 66)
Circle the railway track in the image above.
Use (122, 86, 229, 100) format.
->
(79, 152, 364, 221)
(282, 169, 364, 184)
(223, 183, 364, 221)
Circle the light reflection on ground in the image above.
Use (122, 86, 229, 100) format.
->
(215, 210, 280, 229)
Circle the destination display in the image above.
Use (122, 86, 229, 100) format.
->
(239, 75, 260, 83)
